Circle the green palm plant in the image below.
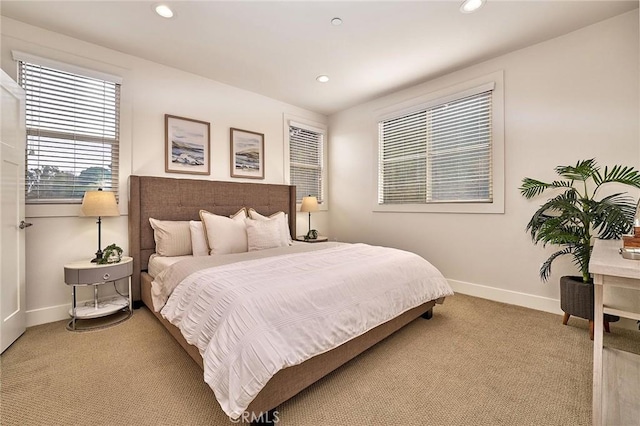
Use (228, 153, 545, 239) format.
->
(520, 159, 640, 283)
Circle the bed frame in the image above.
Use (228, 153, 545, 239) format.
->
(128, 175, 440, 415)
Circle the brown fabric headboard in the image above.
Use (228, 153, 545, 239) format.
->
(128, 175, 296, 301)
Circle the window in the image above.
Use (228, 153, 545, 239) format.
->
(17, 57, 121, 203)
(287, 120, 326, 204)
(378, 84, 493, 206)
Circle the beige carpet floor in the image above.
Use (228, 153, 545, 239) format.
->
(1, 294, 639, 426)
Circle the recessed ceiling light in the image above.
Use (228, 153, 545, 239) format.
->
(155, 4, 174, 18)
(316, 75, 329, 83)
(331, 17, 343, 26)
(460, 0, 485, 13)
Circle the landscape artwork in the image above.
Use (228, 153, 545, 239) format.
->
(165, 114, 210, 175)
(230, 128, 264, 179)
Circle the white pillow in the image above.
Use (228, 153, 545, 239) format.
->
(247, 208, 292, 246)
(189, 221, 209, 256)
(199, 209, 248, 255)
(149, 218, 192, 257)
(245, 217, 286, 251)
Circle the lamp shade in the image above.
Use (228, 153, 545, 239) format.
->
(300, 196, 319, 213)
(80, 190, 120, 217)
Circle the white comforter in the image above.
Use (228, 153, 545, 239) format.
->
(160, 243, 453, 419)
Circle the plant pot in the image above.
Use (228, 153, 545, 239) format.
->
(560, 276, 619, 323)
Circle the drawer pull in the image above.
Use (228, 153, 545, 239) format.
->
(103, 273, 110, 280)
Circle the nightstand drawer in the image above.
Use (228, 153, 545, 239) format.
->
(64, 258, 133, 285)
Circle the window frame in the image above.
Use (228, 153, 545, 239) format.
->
(12, 50, 123, 208)
(373, 71, 504, 214)
(283, 115, 328, 210)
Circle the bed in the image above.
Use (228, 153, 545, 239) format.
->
(128, 175, 451, 419)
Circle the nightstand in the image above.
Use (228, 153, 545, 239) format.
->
(295, 236, 329, 243)
(64, 256, 133, 331)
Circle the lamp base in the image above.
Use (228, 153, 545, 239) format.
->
(91, 249, 103, 263)
(92, 216, 104, 263)
(304, 229, 318, 240)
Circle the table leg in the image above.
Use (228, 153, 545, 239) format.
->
(71, 286, 77, 331)
(593, 276, 604, 426)
(128, 276, 132, 313)
(94, 284, 99, 309)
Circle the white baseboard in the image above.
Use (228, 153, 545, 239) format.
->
(26, 303, 70, 327)
(447, 278, 564, 316)
(448, 278, 640, 332)
(27, 289, 122, 327)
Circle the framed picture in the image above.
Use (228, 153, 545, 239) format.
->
(165, 114, 210, 175)
(230, 128, 264, 179)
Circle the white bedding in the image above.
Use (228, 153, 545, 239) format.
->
(147, 253, 192, 278)
(151, 242, 322, 311)
(159, 243, 453, 419)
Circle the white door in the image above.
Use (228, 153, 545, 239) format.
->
(1, 69, 27, 353)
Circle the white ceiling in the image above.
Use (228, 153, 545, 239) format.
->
(1, 1, 638, 115)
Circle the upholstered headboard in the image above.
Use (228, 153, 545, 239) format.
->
(128, 175, 296, 301)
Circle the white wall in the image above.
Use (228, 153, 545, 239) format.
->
(328, 10, 640, 315)
(0, 17, 328, 326)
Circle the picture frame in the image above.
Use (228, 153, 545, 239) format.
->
(165, 114, 211, 175)
(230, 128, 265, 179)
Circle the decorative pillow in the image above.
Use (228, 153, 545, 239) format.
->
(231, 208, 247, 220)
(148, 218, 192, 257)
(189, 221, 209, 257)
(247, 208, 292, 246)
(199, 209, 248, 255)
(245, 218, 286, 251)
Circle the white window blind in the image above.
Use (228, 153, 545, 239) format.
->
(18, 60, 120, 203)
(289, 124, 324, 203)
(378, 89, 492, 205)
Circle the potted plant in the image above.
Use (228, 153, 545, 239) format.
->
(520, 159, 640, 339)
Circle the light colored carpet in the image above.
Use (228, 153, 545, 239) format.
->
(1, 294, 639, 425)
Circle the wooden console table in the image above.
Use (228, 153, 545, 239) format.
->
(589, 239, 640, 426)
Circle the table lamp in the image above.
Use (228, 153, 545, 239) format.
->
(300, 195, 319, 240)
(80, 188, 120, 262)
